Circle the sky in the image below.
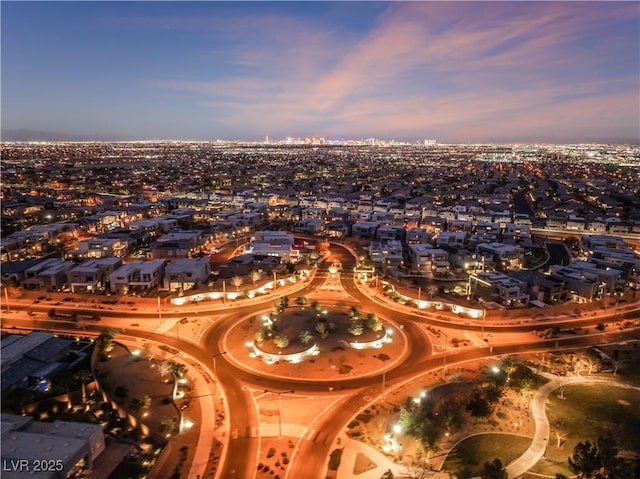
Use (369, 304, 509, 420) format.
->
(1, 1, 639, 144)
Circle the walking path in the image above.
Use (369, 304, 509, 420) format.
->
(336, 436, 407, 479)
(505, 373, 637, 479)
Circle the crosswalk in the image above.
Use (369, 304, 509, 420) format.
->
(228, 426, 330, 444)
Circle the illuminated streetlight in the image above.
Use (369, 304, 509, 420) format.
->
(212, 351, 228, 430)
(264, 389, 295, 438)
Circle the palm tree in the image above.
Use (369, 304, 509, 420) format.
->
(160, 416, 176, 436)
(348, 306, 361, 320)
(295, 296, 308, 307)
(501, 357, 516, 383)
(315, 321, 328, 339)
(130, 397, 146, 415)
(348, 324, 364, 336)
(250, 270, 261, 286)
(365, 313, 383, 332)
(231, 275, 243, 291)
(274, 335, 289, 350)
(298, 330, 313, 345)
(74, 370, 92, 409)
(311, 301, 322, 315)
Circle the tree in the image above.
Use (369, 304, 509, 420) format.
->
(611, 357, 627, 376)
(380, 470, 394, 479)
(142, 394, 152, 412)
(167, 361, 187, 378)
(552, 422, 566, 448)
(274, 335, 289, 350)
(398, 405, 421, 436)
(427, 284, 438, 299)
(440, 398, 466, 434)
(482, 459, 507, 479)
(484, 383, 505, 405)
(250, 270, 261, 285)
(315, 321, 328, 339)
(466, 391, 492, 424)
(518, 376, 536, 406)
(298, 330, 313, 345)
(501, 357, 516, 383)
(274, 296, 288, 314)
(366, 313, 383, 332)
(255, 329, 266, 343)
(231, 275, 243, 291)
(348, 323, 364, 336)
(74, 370, 92, 408)
(114, 385, 129, 401)
(280, 295, 289, 308)
(348, 306, 361, 320)
(568, 440, 599, 478)
(311, 301, 322, 315)
(557, 374, 569, 399)
(130, 397, 146, 414)
(295, 296, 308, 307)
(97, 327, 117, 354)
(160, 416, 176, 436)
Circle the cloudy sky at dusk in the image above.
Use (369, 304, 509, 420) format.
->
(2, 1, 638, 144)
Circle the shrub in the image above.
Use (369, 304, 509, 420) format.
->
(328, 448, 343, 471)
(356, 413, 373, 423)
(267, 447, 276, 458)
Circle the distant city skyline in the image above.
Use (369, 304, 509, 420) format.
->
(1, 1, 639, 144)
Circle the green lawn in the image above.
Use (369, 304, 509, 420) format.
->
(615, 358, 640, 385)
(442, 433, 531, 476)
(530, 384, 640, 477)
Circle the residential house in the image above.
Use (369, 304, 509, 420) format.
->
(109, 260, 166, 294)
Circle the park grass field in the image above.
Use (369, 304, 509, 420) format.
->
(530, 383, 640, 476)
(442, 433, 532, 476)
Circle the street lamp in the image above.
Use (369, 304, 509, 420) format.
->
(212, 351, 227, 430)
(264, 389, 295, 438)
(373, 354, 389, 399)
(212, 351, 228, 382)
(442, 332, 448, 374)
(2, 284, 10, 313)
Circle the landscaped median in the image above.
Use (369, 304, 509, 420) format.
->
(225, 298, 405, 380)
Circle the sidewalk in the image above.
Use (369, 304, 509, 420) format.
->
(336, 436, 407, 479)
(118, 337, 228, 479)
(505, 374, 626, 479)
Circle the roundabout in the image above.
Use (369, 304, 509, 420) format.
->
(223, 303, 408, 382)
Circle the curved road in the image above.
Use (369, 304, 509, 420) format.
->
(3, 241, 639, 479)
